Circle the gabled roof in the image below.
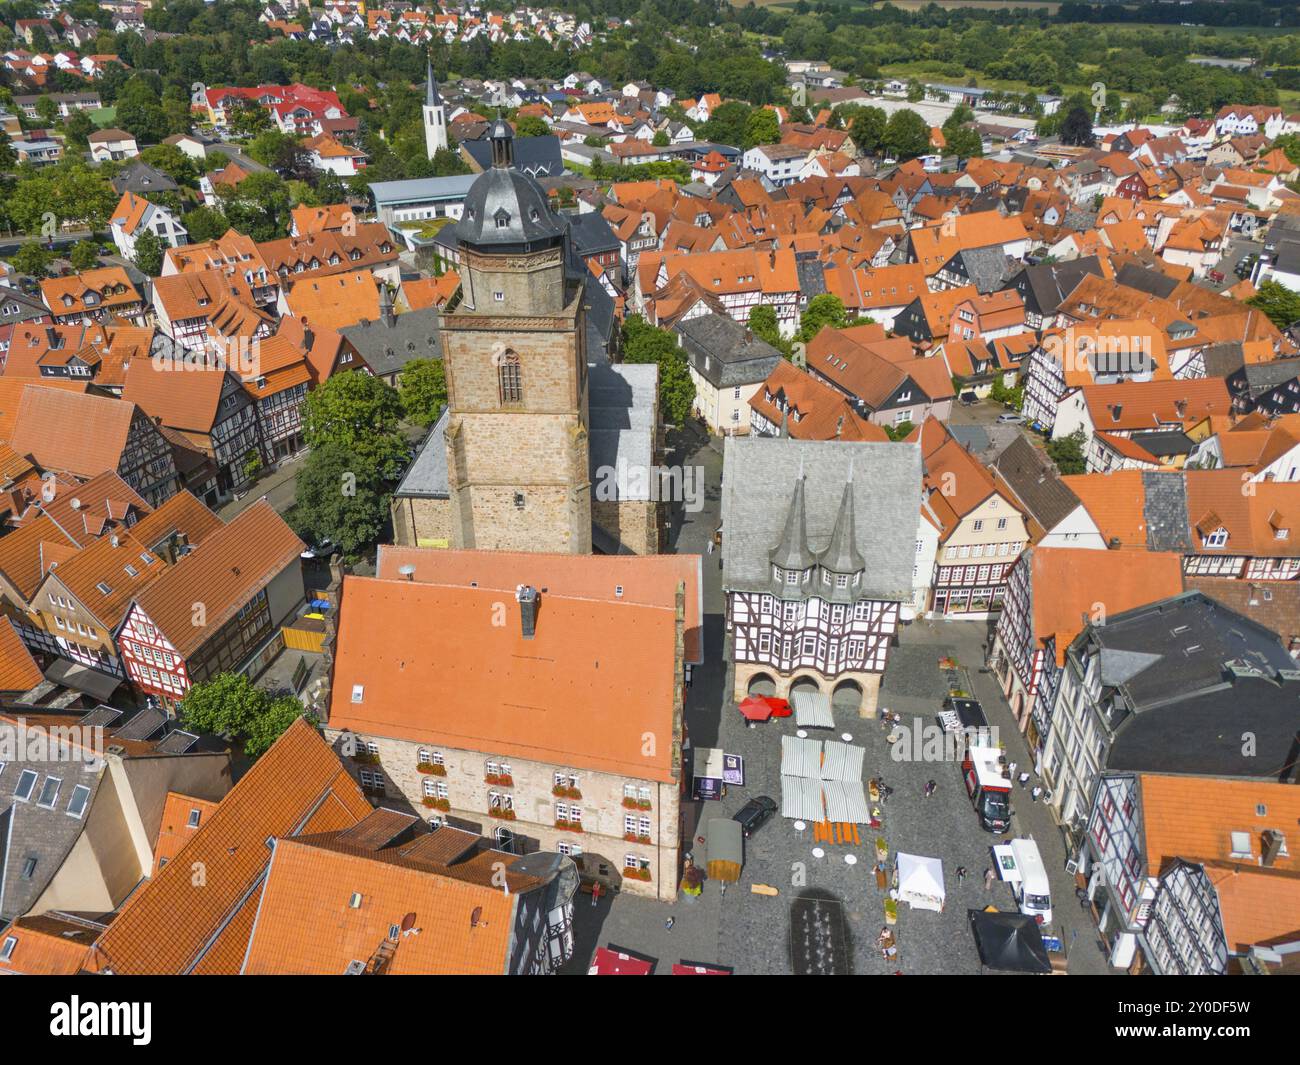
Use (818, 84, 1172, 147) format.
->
(326, 574, 682, 783)
(1024, 546, 1184, 664)
(127, 500, 302, 657)
(8, 385, 138, 479)
(375, 546, 704, 666)
(86, 718, 372, 974)
(751, 359, 887, 443)
(127, 490, 222, 553)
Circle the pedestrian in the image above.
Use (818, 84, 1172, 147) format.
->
(1018, 771, 1030, 789)
(591, 883, 600, 907)
(956, 866, 967, 882)
(924, 779, 936, 798)
(664, 917, 675, 931)
(1008, 761, 1017, 780)
(1031, 785, 1043, 803)
(706, 538, 714, 555)
(985, 866, 996, 891)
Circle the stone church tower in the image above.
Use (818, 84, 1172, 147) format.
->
(439, 120, 592, 553)
(423, 60, 448, 156)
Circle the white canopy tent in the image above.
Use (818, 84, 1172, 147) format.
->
(895, 853, 945, 912)
(791, 688, 835, 729)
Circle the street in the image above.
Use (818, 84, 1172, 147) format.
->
(566, 428, 1112, 974)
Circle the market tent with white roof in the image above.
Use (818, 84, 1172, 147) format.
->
(896, 853, 946, 912)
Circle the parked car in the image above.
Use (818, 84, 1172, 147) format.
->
(300, 539, 336, 560)
(995, 412, 1025, 425)
(1236, 254, 1258, 279)
(732, 795, 777, 838)
(1208, 270, 1225, 284)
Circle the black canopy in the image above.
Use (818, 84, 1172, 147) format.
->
(968, 909, 1052, 974)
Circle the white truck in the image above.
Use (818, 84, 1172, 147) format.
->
(993, 838, 1053, 926)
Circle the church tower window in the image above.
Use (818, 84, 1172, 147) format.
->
(498, 351, 523, 405)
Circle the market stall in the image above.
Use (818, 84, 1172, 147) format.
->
(895, 853, 946, 912)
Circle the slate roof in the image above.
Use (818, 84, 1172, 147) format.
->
(1011, 256, 1104, 316)
(675, 311, 783, 390)
(1114, 262, 1181, 300)
(393, 408, 450, 501)
(587, 359, 657, 502)
(721, 436, 921, 600)
(461, 131, 564, 180)
(109, 160, 178, 196)
(338, 306, 441, 379)
(1142, 470, 1192, 551)
(991, 435, 1083, 532)
(1083, 593, 1300, 779)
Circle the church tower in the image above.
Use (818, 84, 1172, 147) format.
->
(423, 59, 448, 157)
(440, 120, 592, 553)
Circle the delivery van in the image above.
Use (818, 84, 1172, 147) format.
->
(993, 837, 1052, 925)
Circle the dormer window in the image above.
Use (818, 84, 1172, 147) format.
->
(1204, 527, 1228, 549)
(494, 209, 511, 229)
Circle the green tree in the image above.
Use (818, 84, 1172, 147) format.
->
(848, 107, 887, 154)
(292, 441, 393, 557)
(178, 673, 310, 760)
(652, 129, 670, 147)
(10, 243, 52, 278)
(1248, 281, 1300, 330)
(945, 126, 983, 160)
(1046, 429, 1087, 476)
(227, 98, 272, 137)
(1058, 106, 1095, 148)
(247, 128, 303, 171)
(132, 230, 165, 276)
(883, 109, 931, 161)
(398, 357, 447, 427)
(748, 303, 788, 355)
(183, 206, 230, 243)
(430, 146, 471, 177)
(301, 370, 408, 479)
(743, 107, 780, 149)
(69, 240, 100, 272)
(63, 110, 96, 150)
(514, 114, 549, 138)
(622, 314, 695, 425)
(797, 294, 849, 343)
(35, 96, 58, 126)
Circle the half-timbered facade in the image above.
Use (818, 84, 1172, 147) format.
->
(114, 501, 303, 708)
(721, 437, 921, 718)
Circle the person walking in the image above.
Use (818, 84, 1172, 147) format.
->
(955, 866, 967, 882)
(1031, 785, 1043, 803)
(1008, 761, 1017, 780)
(984, 866, 996, 891)
(1018, 771, 1031, 789)
(924, 779, 936, 799)
(664, 917, 675, 931)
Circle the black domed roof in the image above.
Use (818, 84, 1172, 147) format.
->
(453, 121, 565, 249)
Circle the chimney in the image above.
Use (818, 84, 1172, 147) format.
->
(516, 584, 539, 639)
(1261, 829, 1285, 868)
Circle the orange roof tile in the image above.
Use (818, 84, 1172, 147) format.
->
(327, 574, 682, 783)
(87, 717, 371, 974)
(281, 269, 380, 334)
(129, 500, 302, 657)
(1027, 547, 1184, 665)
(152, 791, 221, 875)
(374, 546, 704, 665)
(0, 615, 43, 693)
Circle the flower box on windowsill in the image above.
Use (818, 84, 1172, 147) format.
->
(422, 797, 450, 811)
(637, 834, 653, 845)
(485, 773, 514, 787)
(556, 819, 584, 832)
(621, 797, 651, 810)
(417, 763, 446, 776)
(354, 752, 380, 765)
(488, 807, 516, 820)
(624, 867, 652, 882)
(552, 785, 582, 799)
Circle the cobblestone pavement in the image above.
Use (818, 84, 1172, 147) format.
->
(566, 431, 1112, 974)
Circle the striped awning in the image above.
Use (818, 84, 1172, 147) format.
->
(823, 780, 871, 824)
(781, 774, 824, 821)
(820, 740, 865, 782)
(791, 688, 835, 729)
(781, 734, 823, 779)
